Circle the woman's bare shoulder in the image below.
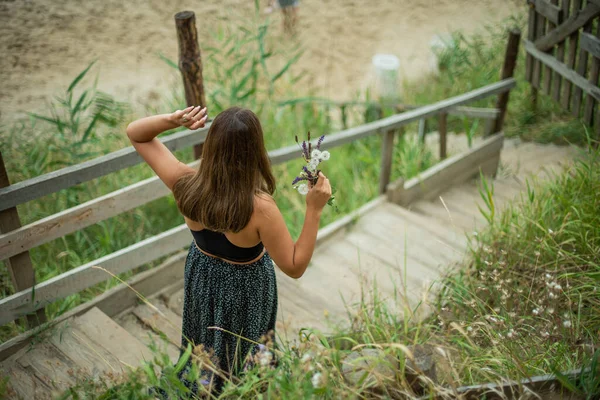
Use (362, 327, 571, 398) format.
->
(254, 192, 278, 216)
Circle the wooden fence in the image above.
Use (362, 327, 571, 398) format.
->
(525, 0, 600, 143)
(0, 19, 519, 329)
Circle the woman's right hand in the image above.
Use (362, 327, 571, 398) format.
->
(306, 172, 332, 211)
(170, 106, 208, 130)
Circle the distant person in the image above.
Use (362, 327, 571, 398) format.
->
(265, 0, 299, 35)
(126, 106, 331, 396)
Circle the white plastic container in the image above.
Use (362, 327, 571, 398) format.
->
(372, 54, 400, 100)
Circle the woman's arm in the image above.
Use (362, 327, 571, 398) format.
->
(126, 106, 208, 189)
(258, 173, 332, 279)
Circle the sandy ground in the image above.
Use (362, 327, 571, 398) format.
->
(0, 0, 520, 122)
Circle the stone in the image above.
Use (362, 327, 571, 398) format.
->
(341, 348, 398, 390)
(404, 344, 453, 394)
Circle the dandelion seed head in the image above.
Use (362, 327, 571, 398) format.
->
(563, 320, 572, 328)
(311, 372, 323, 388)
(297, 184, 309, 195)
(320, 150, 331, 161)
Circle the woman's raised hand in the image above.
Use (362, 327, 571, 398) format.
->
(306, 172, 332, 211)
(171, 106, 208, 130)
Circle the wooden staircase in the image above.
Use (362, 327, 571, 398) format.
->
(0, 135, 581, 399)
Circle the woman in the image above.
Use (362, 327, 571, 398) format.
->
(126, 105, 331, 395)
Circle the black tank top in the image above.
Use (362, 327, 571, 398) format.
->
(191, 229, 264, 263)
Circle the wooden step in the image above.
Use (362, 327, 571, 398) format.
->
(130, 302, 183, 348)
(1, 307, 152, 399)
(378, 202, 468, 253)
(355, 208, 460, 267)
(409, 199, 479, 233)
(117, 313, 180, 363)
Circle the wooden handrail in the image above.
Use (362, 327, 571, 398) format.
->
(0, 125, 211, 212)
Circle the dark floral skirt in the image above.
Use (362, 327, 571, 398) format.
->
(169, 243, 278, 397)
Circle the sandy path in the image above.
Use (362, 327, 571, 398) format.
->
(0, 0, 520, 121)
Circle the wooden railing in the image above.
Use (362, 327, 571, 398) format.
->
(525, 0, 600, 144)
(0, 78, 516, 326)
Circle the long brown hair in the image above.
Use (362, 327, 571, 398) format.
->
(173, 107, 276, 233)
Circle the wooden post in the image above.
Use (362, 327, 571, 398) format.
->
(175, 11, 206, 160)
(379, 130, 396, 194)
(492, 29, 521, 134)
(439, 113, 448, 160)
(0, 151, 46, 328)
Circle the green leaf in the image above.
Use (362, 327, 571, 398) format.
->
(67, 60, 97, 93)
(81, 114, 100, 143)
(158, 53, 179, 70)
(175, 343, 192, 373)
(271, 50, 303, 84)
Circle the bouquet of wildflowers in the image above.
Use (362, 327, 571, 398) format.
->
(292, 132, 336, 207)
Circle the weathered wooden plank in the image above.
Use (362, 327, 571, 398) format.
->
(117, 313, 180, 363)
(580, 31, 600, 59)
(0, 126, 209, 212)
(165, 287, 185, 316)
(552, 0, 571, 101)
(543, 0, 560, 94)
(387, 133, 504, 207)
(439, 113, 448, 159)
(494, 30, 522, 135)
(49, 321, 119, 376)
(535, 1, 600, 51)
(72, 307, 152, 369)
(175, 11, 207, 159)
(532, 9, 547, 89)
(378, 130, 396, 194)
(526, 1, 538, 82)
(16, 341, 77, 394)
(0, 361, 52, 400)
(529, 0, 563, 24)
(397, 105, 500, 119)
(0, 251, 186, 362)
(0, 151, 46, 327)
(0, 160, 196, 261)
(562, 0, 583, 109)
(572, 22, 594, 116)
(525, 39, 600, 102)
(131, 303, 182, 347)
(0, 225, 192, 325)
(583, 25, 600, 125)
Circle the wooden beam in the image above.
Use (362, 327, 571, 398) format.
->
(562, 0, 583, 109)
(525, 40, 600, 102)
(580, 31, 600, 59)
(494, 29, 522, 134)
(528, 0, 563, 24)
(0, 126, 209, 212)
(534, 2, 600, 51)
(583, 25, 600, 125)
(0, 225, 191, 325)
(387, 133, 504, 207)
(572, 22, 593, 116)
(0, 162, 194, 260)
(552, 0, 571, 101)
(439, 113, 448, 160)
(0, 152, 46, 328)
(542, 0, 560, 94)
(175, 11, 206, 159)
(378, 130, 396, 194)
(532, 7, 546, 90)
(526, 1, 537, 82)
